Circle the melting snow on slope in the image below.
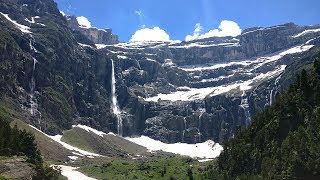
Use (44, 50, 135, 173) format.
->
(169, 42, 239, 49)
(78, 43, 93, 48)
(145, 65, 286, 102)
(95, 44, 108, 49)
(292, 28, 320, 38)
(180, 45, 314, 72)
(49, 135, 101, 157)
(126, 136, 223, 159)
(73, 124, 106, 137)
(117, 55, 128, 59)
(0, 12, 31, 33)
(53, 165, 96, 180)
(25, 16, 45, 26)
(144, 44, 313, 102)
(28, 125, 102, 157)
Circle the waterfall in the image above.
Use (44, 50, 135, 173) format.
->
(111, 59, 123, 136)
(28, 38, 41, 129)
(30, 57, 38, 116)
(29, 39, 38, 116)
(182, 117, 187, 143)
(239, 91, 251, 127)
(198, 108, 205, 142)
(269, 75, 281, 106)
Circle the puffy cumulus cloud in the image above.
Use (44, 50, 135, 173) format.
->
(185, 23, 202, 41)
(185, 20, 241, 41)
(130, 27, 170, 42)
(76, 16, 91, 28)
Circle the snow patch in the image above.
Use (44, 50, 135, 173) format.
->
(60, 11, 66, 16)
(49, 135, 102, 157)
(107, 132, 117, 136)
(78, 43, 93, 48)
(126, 136, 223, 159)
(292, 28, 320, 38)
(95, 44, 108, 49)
(68, 156, 79, 160)
(0, 12, 31, 33)
(145, 64, 286, 102)
(28, 125, 102, 157)
(170, 42, 238, 49)
(73, 124, 106, 137)
(180, 44, 313, 72)
(198, 159, 214, 162)
(117, 55, 128, 59)
(146, 58, 157, 62)
(53, 165, 96, 180)
(25, 16, 45, 26)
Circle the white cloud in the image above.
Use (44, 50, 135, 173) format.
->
(185, 20, 241, 41)
(76, 16, 91, 28)
(185, 23, 202, 41)
(130, 27, 170, 42)
(135, 10, 143, 17)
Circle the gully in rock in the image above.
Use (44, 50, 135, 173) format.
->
(110, 59, 123, 136)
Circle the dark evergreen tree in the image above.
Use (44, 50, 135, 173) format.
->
(216, 57, 320, 179)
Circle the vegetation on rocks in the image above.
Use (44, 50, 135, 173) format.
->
(215, 57, 320, 179)
(0, 116, 62, 179)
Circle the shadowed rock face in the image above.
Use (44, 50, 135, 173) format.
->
(0, 0, 320, 144)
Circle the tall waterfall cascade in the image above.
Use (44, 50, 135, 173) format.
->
(30, 57, 38, 116)
(239, 91, 251, 127)
(29, 38, 41, 129)
(110, 59, 123, 136)
(198, 108, 206, 142)
(269, 75, 282, 106)
(182, 117, 187, 143)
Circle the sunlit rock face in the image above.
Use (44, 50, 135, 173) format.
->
(66, 15, 119, 45)
(98, 23, 320, 143)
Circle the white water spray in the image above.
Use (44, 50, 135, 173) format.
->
(111, 59, 123, 136)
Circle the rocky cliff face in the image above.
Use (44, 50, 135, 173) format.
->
(66, 15, 119, 45)
(0, 0, 320, 144)
(91, 24, 320, 143)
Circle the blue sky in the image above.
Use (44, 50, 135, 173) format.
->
(54, 0, 320, 42)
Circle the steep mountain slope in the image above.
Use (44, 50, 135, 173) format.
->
(215, 56, 320, 179)
(0, 0, 116, 135)
(0, 0, 320, 147)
